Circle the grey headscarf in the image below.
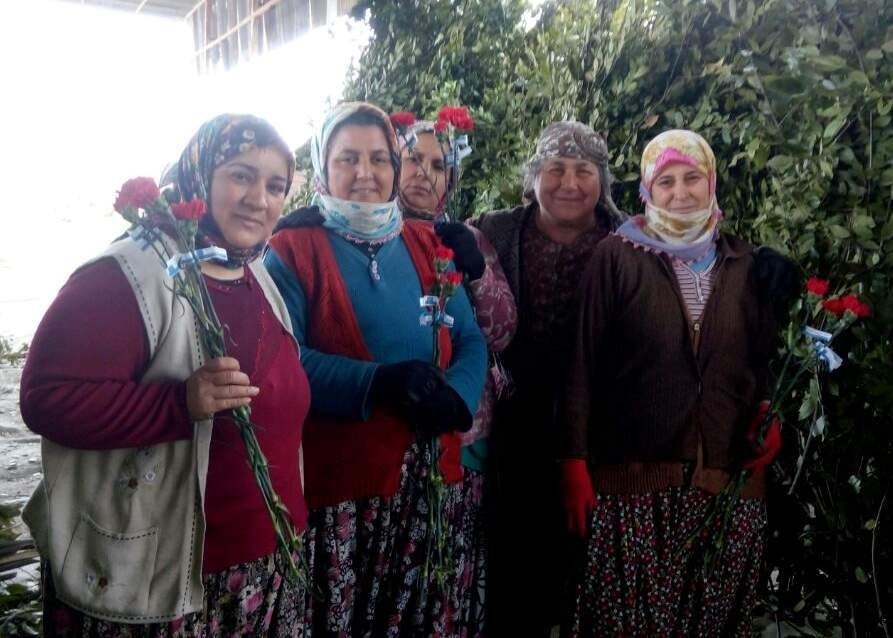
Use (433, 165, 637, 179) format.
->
(523, 121, 626, 230)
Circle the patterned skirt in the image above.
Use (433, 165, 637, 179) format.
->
(456, 468, 487, 637)
(567, 486, 767, 638)
(304, 442, 475, 637)
(42, 552, 306, 637)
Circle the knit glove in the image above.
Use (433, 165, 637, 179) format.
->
(754, 246, 800, 321)
(743, 400, 783, 472)
(561, 459, 597, 538)
(408, 382, 474, 437)
(435, 222, 486, 281)
(370, 361, 472, 436)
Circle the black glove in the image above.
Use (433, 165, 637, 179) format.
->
(435, 222, 486, 281)
(408, 383, 474, 437)
(370, 360, 473, 436)
(754, 246, 800, 320)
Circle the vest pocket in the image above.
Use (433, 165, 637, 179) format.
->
(59, 513, 159, 618)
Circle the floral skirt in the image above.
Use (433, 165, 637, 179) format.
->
(304, 442, 474, 637)
(567, 486, 767, 638)
(456, 468, 487, 637)
(42, 552, 306, 637)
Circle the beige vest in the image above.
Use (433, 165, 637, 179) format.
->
(23, 235, 294, 623)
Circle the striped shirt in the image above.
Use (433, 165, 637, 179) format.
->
(672, 256, 717, 322)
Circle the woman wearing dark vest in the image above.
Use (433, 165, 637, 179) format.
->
(21, 114, 311, 635)
(264, 102, 487, 636)
(470, 121, 626, 636)
(562, 129, 784, 635)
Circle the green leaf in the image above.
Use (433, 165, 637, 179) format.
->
(881, 39, 893, 53)
(855, 566, 869, 583)
(865, 49, 884, 61)
(798, 390, 818, 420)
(766, 155, 793, 171)
(811, 55, 848, 72)
(824, 113, 848, 139)
(829, 225, 851, 239)
(852, 214, 876, 239)
(642, 114, 659, 129)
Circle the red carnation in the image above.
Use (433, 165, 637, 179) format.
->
(434, 245, 455, 262)
(114, 177, 160, 212)
(433, 119, 448, 133)
(805, 277, 829, 297)
(840, 294, 871, 318)
(389, 111, 416, 129)
(436, 105, 473, 130)
(170, 198, 206, 221)
(446, 271, 464, 287)
(455, 114, 475, 130)
(822, 297, 845, 317)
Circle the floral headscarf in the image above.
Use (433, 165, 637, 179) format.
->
(310, 102, 403, 244)
(523, 121, 626, 230)
(396, 120, 459, 221)
(165, 113, 294, 267)
(616, 129, 722, 261)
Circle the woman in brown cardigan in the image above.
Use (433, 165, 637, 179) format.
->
(561, 129, 785, 636)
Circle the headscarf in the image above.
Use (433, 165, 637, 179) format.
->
(164, 113, 295, 267)
(310, 102, 403, 244)
(616, 129, 722, 261)
(523, 121, 626, 230)
(396, 120, 459, 221)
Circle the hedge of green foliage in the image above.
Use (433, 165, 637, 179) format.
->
(345, 0, 893, 634)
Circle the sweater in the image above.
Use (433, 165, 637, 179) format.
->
(20, 260, 310, 576)
(21, 234, 302, 622)
(562, 233, 777, 495)
(266, 215, 488, 507)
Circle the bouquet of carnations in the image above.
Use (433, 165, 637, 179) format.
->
(697, 276, 870, 573)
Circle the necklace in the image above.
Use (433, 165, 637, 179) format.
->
(365, 243, 382, 282)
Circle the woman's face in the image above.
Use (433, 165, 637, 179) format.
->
(399, 132, 448, 216)
(325, 124, 395, 203)
(649, 163, 711, 213)
(208, 146, 290, 248)
(534, 158, 601, 227)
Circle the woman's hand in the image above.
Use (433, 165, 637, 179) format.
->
(435, 222, 486, 281)
(371, 360, 473, 434)
(561, 459, 597, 538)
(186, 357, 259, 421)
(743, 400, 782, 471)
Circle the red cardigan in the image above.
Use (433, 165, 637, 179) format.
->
(268, 221, 462, 509)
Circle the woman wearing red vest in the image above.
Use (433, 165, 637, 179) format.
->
(264, 102, 488, 636)
(396, 118, 518, 635)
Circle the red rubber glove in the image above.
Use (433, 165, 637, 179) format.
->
(561, 459, 597, 538)
(743, 400, 782, 472)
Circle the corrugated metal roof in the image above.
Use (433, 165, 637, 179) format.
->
(55, 0, 359, 71)
(56, 0, 198, 19)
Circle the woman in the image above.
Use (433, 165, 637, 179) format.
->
(397, 119, 517, 635)
(470, 120, 626, 636)
(21, 114, 309, 636)
(264, 102, 487, 636)
(561, 129, 783, 636)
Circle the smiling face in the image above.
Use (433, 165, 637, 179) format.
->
(534, 157, 601, 228)
(399, 132, 448, 217)
(649, 162, 711, 213)
(325, 123, 395, 203)
(208, 146, 290, 248)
